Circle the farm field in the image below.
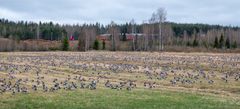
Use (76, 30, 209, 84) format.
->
(0, 51, 240, 109)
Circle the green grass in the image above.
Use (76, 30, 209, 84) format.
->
(0, 88, 239, 109)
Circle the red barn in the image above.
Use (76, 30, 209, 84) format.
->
(126, 34, 135, 40)
(96, 34, 111, 41)
(126, 34, 143, 41)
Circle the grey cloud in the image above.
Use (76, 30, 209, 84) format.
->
(0, 0, 239, 25)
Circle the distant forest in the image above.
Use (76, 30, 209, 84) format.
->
(1, 18, 239, 40)
(0, 17, 240, 51)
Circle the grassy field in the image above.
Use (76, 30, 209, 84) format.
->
(1, 88, 239, 109)
(0, 52, 240, 109)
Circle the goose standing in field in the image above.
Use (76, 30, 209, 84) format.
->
(89, 80, 97, 90)
(105, 80, 111, 88)
(221, 73, 229, 83)
(235, 73, 240, 81)
(21, 86, 28, 93)
(80, 82, 86, 89)
(32, 85, 37, 91)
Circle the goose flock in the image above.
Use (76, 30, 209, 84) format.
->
(0, 52, 239, 95)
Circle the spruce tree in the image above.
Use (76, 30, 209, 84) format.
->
(122, 33, 127, 41)
(93, 39, 100, 50)
(219, 34, 224, 48)
(192, 38, 199, 47)
(102, 40, 106, 50)
(214, 36, 219, 48)
(232, 41, 237, 49)
(61, 36, 69, 51)
(225, 37, 230, 49)
(186, 41, 191, 46)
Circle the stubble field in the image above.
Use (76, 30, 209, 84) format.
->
(0, 51, 240, 109)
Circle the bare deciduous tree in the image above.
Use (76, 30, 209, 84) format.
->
(130, 19, 136, 51)
(142, 22, 149, 51)
(108, 21, 120, 51)
(156, 8, 167, 51)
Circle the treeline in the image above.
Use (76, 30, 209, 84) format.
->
(61, 21, 240, 51)
(2, 18, 238, 41)
(0, 17, 240, 51)
(0, 19, 66, 40)
(171, 23, 239, 37)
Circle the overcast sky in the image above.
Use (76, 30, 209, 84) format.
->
(0, 0, 239, 26)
